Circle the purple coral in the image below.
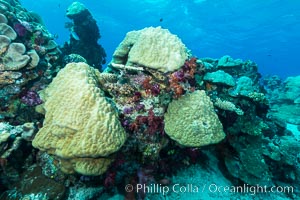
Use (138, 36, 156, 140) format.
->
(123, 106, 134, 114)
(173, 69, 185, 81)
(20, 90, 43, 106)
(135, 103, 145, 111)
(13, 23, 27, 37)
(151, 83, 160, 96)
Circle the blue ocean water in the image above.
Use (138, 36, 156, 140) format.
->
(21, 0, 300, 78)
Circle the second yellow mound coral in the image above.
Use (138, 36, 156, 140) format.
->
(164, 90, 225, 147)
(32, 62, 127, 175)
(111, 26, 188, 73)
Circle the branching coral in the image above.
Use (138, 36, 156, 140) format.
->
(214, 98, 244, 115)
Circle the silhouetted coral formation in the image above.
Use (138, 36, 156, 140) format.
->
(62, 2, 106, 70)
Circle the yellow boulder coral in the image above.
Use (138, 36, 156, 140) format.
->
(164, 90, 225, 147)
(32, 62, 127, 175)
(111, 26, 188, 73)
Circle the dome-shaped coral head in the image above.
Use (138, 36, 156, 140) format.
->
(66, 2, 89, 19)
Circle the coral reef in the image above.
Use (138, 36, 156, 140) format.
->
(264, 75, 300, 124)
(0, 0, 61, 122)
(0, 122, 36, 160)
(0, 2, 299, 198)
(32, 62, 127, 175)
(62, 1, 106, 70)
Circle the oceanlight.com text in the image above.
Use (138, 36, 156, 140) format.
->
(125, 183, 294, 196)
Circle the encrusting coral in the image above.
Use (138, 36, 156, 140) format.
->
(32, 62, 127, 175)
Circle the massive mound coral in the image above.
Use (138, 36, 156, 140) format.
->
(111, 26, 188, 72)
(164, 90, 225, 147)
(32, 62, 127, 175)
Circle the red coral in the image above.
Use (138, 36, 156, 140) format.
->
(142, 77, 161, 96)
(183, 57, 197, 78)
(168, 57, 198, 98)
(142, 77, 152, 95)
(104, 171, 116, 188)
(130, 108, 164, 135)
(168, 73, 185, 98)
(146, 109, 164, 135)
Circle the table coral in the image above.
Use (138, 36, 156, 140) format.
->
(1, 42, 30, 70)
(0, 23, 17, 40)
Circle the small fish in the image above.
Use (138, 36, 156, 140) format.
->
(52, 34, 58, 39)
(64, 22, 74, 29)
(71, 30, 80, 40)
(159, 18, 163, 22)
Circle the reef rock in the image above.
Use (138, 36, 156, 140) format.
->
(217, 55, 243, 68)
(266, 75, 300, 124)
(63, 1, 106, 70)
(32, 62, 127, 175)
(164, 90, 225, 147)
(111, 26, 188, 73)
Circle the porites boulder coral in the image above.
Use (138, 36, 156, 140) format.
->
(32, 62, 127, 175)
(111, 26, 188, 73)
(164, 90, 225, 147)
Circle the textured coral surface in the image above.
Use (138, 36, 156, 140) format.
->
(112, 26, 188, 72)
(164, 90, 225, 147)
(32, 62, 126, 175)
